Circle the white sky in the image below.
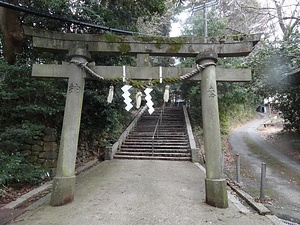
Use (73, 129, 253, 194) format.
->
(170, 12, 188, 37)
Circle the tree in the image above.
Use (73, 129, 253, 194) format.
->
(247, 32, 300, 131)
(254, 0, 300, 40)
(0, 0, 23, 64)
(218, 0, 265, 34)
(239, 0, 300, 131)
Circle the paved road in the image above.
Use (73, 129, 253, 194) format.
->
(229, 116, 300, 223)
(10, 160, 276, 225)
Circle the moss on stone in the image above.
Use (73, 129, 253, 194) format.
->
(155, 43, 162, 49)
(232, 35, 239, 41)
(232, 34, 248, 42)
(238, 34, 247, 41)
(133, 36, 165, 43)
(133, 36, 187, 50)
(104, 34, 125, 43)
(166, 44, 182, 53)
(145, 49, 153, 53)
(117, 43, 131, 53)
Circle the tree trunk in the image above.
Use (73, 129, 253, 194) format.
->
(0, 0, 23, 64)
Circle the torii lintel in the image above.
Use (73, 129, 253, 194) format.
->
(24, 27, 261, 58)
(32, 64, 251, 82)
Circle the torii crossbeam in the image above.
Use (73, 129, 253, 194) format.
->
(24, 27, 261, 208)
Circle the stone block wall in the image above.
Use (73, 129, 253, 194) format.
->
(19, 127, 100, 176)
(19, 127, 58, 175)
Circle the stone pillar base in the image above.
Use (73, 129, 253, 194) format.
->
(205, 178, 228, 208)
(50, 176, 76, 206)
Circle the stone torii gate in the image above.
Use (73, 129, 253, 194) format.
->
(24, 28, 260, 208)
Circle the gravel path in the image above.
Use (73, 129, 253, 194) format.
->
(228, 115, 300, 223)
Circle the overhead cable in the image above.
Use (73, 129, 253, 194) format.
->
(0, 0, 135, 35)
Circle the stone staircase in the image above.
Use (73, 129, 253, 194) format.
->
(113, 106, 191, 161)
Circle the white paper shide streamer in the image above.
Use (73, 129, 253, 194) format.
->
(164, 85, 170, 102)
(107, 86, 114, 104)
(135, 91, 142, 109)
(121, 85, 133, 111)
(144, 88, 154, 114)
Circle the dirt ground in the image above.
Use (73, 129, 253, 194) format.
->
(258, 125, 300, 162)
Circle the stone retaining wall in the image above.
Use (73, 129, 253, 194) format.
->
(19, 127, 99, 176)
(19, 127, 58, 175)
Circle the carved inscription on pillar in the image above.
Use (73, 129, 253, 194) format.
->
(207, 86, 216, 98)
(68, 83, 80, 93)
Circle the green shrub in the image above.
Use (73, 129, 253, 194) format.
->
(0, 122, 44, 152)
(0, 152, 48, 187)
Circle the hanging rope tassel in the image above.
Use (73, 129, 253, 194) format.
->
(135, 91, 142, 109)
(107, 86, 114, 104)
(164, 85, 170, 103)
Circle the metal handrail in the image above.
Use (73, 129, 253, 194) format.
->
(151, 104, 165, 156)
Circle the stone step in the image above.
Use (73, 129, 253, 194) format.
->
(134, 129, 185, 131)
(140, 117, 184, 122)
(113, 155, 191, 161)
(126, 137, 187, 141)
(132, 130, 186, 134)
(137, 123, 184, 126)
(129, 132, 186, 136)
(114, 106, 191, 161)
(123, 140, 188, 144)
(134, 127, 186, 131)
(115, 152, 191, 157)
(126, 139, 187, 142)
(121, 144, 188, 149)
(138, 122, 184, 125)
(119, 148, 190, 153)
(123, 139, 188, 144)
(140, 119, 184, 122)
(134, 126, 185, 129)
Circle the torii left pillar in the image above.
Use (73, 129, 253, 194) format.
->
(197, 49, 228, 208)
(50, 46, 90, 206)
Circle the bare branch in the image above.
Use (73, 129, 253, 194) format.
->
(283, 17, 300, 20)
(273, 0, 287, 34)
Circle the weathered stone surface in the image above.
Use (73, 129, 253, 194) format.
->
(205, 178, 228, 208)
(43, 160, 57, 168)
(21, 150, 32, 156)
(26, 155, 38, 163)
(43, 142, 58, 152)
(39, 151, 57, 160)
(37, 159, 46, 164)
(32, 144, 43, 152)
(32, 64, 252, 82)
(43, 135, 56, 142)
(20, 144, 31, 150)
(25, 139, 36, 145)
(26, 139, 43, 146)
(50, 176, 76, 206)
(24, 27, 261, 57)
(31, 151, 39, 156)
(44, 127, 57, 135)
(33, 135, 41, 140)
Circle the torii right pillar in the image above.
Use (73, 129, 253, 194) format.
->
(197, 49, 228, 208)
